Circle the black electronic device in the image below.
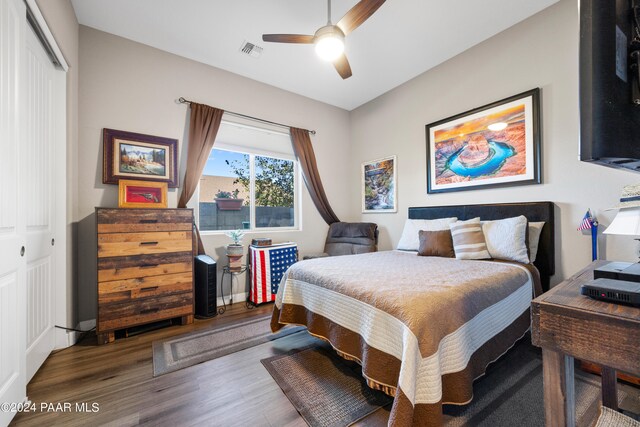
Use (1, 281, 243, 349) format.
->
(579, 0, 640, 173)
(594, 261, 640, 283)
(194, 255, 217, 318)
(580, 278, 640, 306)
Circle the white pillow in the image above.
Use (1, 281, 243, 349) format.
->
(528, 222, 545, 263)
(397, 217, 458, 251)
(482, 215, 529, 263)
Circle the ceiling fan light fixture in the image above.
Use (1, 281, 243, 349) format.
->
(314, 26, 345, 61)
(261, 0, 387, 78)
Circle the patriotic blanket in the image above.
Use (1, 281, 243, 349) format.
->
(250, 243, 298, 305)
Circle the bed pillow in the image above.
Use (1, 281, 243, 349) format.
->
(449, 217, 491, 260)
(528, 221, 545, 263)
(397, 217, 458, 251)
(482, 215, 529, 263)
(417, 230, 455, 258)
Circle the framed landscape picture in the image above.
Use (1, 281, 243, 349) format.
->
(426, 88, 541, 194)
(362, 155, 397, 213)
(103, 128, 178, 187)
(118, 179, 168, 208)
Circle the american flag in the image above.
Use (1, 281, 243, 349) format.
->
(249, 243, 298, 305)
(577, 209, 597, 231)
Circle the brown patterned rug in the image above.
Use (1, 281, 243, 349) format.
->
(152, 315, 304, 376)
(262, 338, 634, 427)
(262, 345, 393, 427)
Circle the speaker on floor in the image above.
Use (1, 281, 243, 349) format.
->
(194, 255, 217, 318)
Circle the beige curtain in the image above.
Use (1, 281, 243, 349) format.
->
(290, 127, 340, 224)
(178, 103, 224, 254)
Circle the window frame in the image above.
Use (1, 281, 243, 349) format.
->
(194, 142, 301, 234)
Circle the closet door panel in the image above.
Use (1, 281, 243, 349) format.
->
(24, 24, 56, 382)
(0, 0, 26, 424)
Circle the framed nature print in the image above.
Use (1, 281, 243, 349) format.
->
(118, 179, 168, 208)
(426, 88, 541, 194)
(103, 128, 178, 187)
(362, 155, 397, 213)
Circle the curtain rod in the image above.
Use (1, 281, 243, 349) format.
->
(178, 97, 316, 135)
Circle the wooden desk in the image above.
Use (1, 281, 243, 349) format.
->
(531, 260, 640, 427)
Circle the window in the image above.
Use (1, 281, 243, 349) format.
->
(196, 122, 299, 232)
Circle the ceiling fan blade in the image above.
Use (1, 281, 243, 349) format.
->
(333, 54, 352, 79)
(262, 34, 314, 44)
(336, 0, 386, 36)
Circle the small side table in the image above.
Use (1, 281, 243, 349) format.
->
(531, 260, 640, 427)
(218, 264, 247, 314)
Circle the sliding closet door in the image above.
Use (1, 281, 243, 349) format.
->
(0, 0, 27, 424)
(24, 23, 60, 382)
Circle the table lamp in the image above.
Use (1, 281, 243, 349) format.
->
(596, 207, 640, 281)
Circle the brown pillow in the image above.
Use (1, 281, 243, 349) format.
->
(418, 230, 455, 258)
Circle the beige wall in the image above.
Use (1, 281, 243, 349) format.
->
(77, 26, 352, 321)
(36, 0, 79, 327)
(349, 0, 636, 286)
(67, 0, 640, 322)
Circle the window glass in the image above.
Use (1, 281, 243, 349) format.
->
(197, 138, 298, 232)
(199, 149, 250, 231)
(255, 155, 295, 228)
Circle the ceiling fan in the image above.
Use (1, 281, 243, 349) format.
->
(262, 0, 386, 79)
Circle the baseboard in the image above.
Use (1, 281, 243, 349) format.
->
(217, 291, 248, 307)
(64, 319, 96, 347)
(55, 319, 96, 349)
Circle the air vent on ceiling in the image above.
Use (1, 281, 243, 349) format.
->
(239, 41, 263, 58)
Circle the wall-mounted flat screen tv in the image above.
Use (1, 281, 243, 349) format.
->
(580, 0, 640, 172)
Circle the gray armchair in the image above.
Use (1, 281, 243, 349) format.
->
(304, 222, 378, 259)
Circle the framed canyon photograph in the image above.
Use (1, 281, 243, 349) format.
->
(118, 179, 168, 209)
(362, 155, 397, 213)
(103, 128, 178, 187)
(426, 88, 541, 194)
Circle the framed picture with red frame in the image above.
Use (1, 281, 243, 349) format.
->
(118, 179, 168, 209)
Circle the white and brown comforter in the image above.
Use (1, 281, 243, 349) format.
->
(271, 250, 541, 426)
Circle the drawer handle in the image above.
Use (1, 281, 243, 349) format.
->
(140, 308, 159, 314)
(140, 263, 159, 268)
(140, 219, 158, 224)
(140, 241, 159, 246)
(140, 286, 159, 292)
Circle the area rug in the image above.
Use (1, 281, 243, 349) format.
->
(153, 315, 304, 376)
(261, 345, 393, 427)
(262, 338, 629, 427)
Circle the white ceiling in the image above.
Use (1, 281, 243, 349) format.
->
(71, 0, 559, 111)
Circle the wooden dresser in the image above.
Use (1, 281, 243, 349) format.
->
(96, 208, 195, 344)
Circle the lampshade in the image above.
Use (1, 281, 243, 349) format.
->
(603, 207, 640, 236)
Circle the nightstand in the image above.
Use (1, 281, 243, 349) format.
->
(531, 260, 640, 427)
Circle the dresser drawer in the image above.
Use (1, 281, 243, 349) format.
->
(98, 231, 192, 257)
(98, 252, 192, 282)
(99, 271, 193, 304)
(97, 208, 193, 233)
(98, 292, 193, 332)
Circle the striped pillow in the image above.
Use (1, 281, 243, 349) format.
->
(450, 218, 491, 260)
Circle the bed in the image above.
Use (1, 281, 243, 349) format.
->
(271, 202, 555, 426)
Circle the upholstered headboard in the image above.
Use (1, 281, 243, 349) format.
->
(408, 201, 555, 291)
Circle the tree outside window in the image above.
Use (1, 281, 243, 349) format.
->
(198, 148, 296, 231)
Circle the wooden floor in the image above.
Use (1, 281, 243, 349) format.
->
(10, 303, 389, 427)
(10, 303, 639, 427)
